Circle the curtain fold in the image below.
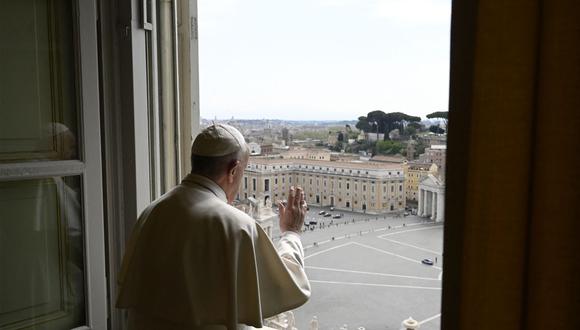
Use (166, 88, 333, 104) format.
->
(442, 0, 580, 329)
(526, 1, 580, 328)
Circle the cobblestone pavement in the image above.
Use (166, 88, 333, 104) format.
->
(273, 206, 444, 330)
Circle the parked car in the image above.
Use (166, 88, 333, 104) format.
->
(324, 213, 332, 217)
(421, 258, 434, 266)
(332, 214, 342, 219)
(318, 211, 326, 215)
(329, 206, 335, 211)
(309, 220, 318, 225)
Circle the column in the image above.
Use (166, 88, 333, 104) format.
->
(431, 192, 437, 220)
(424, 191, 429, 217)
(418, 189, 424, 216)
(423, 190, 429, 217)
(424, 190, 433, 218)
(422, 190, 427, 217)
(436, 191, 445, 222)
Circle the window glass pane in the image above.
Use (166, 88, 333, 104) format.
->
(0, 176, 86, 329)
(0, 0, 79, 162)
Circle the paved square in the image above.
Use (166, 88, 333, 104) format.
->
(285, 208, 443, 330)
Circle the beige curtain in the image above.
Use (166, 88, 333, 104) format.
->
(442, 0, 580, 329)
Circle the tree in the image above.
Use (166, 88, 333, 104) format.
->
(355, 116, 371, 132)
(357, 111, 422, 139)
(390, 113, 421, 134)
(407, 121, 423, 130)
(329, 141, 343, 152)
(426, 111, 449, 127)
(366, 110, 387, 132)
(347, 130, 359, 139)
(348, 140, 375, 155)
(429, 125, 445, 134)
(426, 111, 448, 120)
(406, 126, 417, 136)
(415, 140, 427, 155)
(375, 140, 404, 155)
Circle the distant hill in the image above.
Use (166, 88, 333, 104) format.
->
(201, 118, 357, 127)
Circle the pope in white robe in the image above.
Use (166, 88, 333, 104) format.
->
(117, 124, 311, 329)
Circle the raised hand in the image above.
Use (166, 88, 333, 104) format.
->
(278, 186, 308, 233)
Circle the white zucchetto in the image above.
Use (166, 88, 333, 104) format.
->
(191, 124, 247, 157)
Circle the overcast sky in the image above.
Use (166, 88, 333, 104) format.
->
(198, 0, 451, 121)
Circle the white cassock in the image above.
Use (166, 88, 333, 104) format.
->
(117, 174, 311, 329)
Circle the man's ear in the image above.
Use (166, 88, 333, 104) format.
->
(228, 160, 241, 183)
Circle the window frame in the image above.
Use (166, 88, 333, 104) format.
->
(0, 1, 107, 327)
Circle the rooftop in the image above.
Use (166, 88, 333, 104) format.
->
(370, 155, 407, 163)
(248, 157, 404, 170)
(429, 145, 447, 150)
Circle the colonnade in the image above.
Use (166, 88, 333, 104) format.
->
(418, 187, 445, 222)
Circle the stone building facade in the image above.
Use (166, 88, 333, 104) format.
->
(419, 134, 447, 147)
(238, 158, 406, 214)
(418, 174, 445, 222)
(418, 144, 447, 169)
(280, 148, 331, 161)
(248, 142, 261, 155)
(404, 162, 439, 201)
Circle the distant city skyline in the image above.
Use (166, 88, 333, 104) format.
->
(198, 0, 451, 121)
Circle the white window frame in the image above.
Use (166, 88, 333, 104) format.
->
(100, 0, 200, 328)
(0, 0, 107, 328)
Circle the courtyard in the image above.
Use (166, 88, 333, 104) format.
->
(276, 207, 444, 330)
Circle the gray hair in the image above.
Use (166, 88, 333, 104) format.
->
(190, 148, 249, 179)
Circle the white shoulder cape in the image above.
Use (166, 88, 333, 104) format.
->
(117, 174, 310, 329)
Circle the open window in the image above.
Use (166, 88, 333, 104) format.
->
(0, 1, 106, 328)
(199, 0, 450, 328)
